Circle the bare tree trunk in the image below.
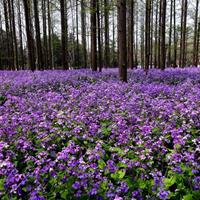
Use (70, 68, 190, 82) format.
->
(179, 0, 184, 67)
(23, 0, 36, 71)
(42, 0, 48, 69)
(118, 0, 127, 82)
(97, 0, 102, 72)
(158, 0, 162, 69)
(154, 0, 159, 68)
(128, 0, 134, 69)
(70, 0, 75, 68)
(145, 0, 151, 72)
(150, 0, 153, 68)
(179, 0, 187, 68)
(167, 0, 173, 67)
(51, 24, 55, 69)
(100, 0, 104, 66)
(182, 0, 188, 67)
(60, 0, 68, 70)
(135, 1, 139, 68)
(10, 0, 19, 70)
(81, 0, 87, 67)
(193, 0, 199, 67)
(0, 11, 2, 69)
(91, 0, 97, 71)
(48, 0, 53, 69)
(17, 0, 24, 70)
(104, 0, 110, 68)
(173, 0, 177, 67)
(196, 21, 200, 66)
(76, 0, 80, 67)
(160, 0, 166, 70)
(141, 15, 145, 68)
(3, 0, 11, 69)
(7, 0, 15, 70)
(33, 0, 44, 70)
(112, 4, 115, 67)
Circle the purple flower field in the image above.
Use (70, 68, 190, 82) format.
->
(0, 69, 200, 200)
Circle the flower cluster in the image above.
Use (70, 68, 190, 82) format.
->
(0, 68, 200, 199)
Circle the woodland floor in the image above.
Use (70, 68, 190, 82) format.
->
(0, 68, 200, 200)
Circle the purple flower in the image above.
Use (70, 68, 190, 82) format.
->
(114, 195, 123, 200)
(0, 69, 200, 199)
(158, 189, 170, 200)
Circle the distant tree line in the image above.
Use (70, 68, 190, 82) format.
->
(0, 0, 199, 81)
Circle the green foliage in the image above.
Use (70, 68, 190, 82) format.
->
(0, 178, 5, 191)
(111, 170, 126, 180)
(0, 96, 7, 106)
(98, 159, 106, 170)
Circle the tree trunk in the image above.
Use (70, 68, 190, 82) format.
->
(60, 0, 68, 70)
(179, 0, 187, 68)
(104, 0, 110, 68)
(158, 0, 162, 69)
(128, 0, 134, 69)
(3, 0, 11, 69)
(160, 0, 166, 70)
(97, 0, 102, 72)
(145, 0, 151, 72)
(81, 0, 87, 67)
(33, 0, 44, 70)
(193, 0, 199, 67)
(150, 0, 153, 68)
(70, 0, 75, 68)
(91, 0, 97, 71)
(154, 0, 159, 68)
(7, 0, 15, 70)
(118, 0, 127, 82)
(196, 21, 200, 66)
(112, 4, 115, 67)
(42, 0, 48, 69)
(167, 0, 173, 67)
(173, 0, 177, 67)
(10, 0, 19, 70)
(0, 11, 2, 69)
(17, 0, 25, 70)
(134, 1, 139, 68)
(141, 20, 145, 68)
(76, 0, 80, 67)
(48, 0, 53, 69)
(23, 0, 36, 71)
(182, 0, 188, 67)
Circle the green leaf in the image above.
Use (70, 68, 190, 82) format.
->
(164, 176, 176, 188)
(110, 147, 122, 153)
(102, 143, 111, 151)
(101, 181, 108, 190)
(183, 194, 193, 200)
(117, 162, 128, 168)
(102, 127, 111, 136)
(60, 190, 69, 199)
(66, 176, 75, 190)
(125, 177, 137, 189)
(0, 96, 7, 105)
(0, 179, 5, 190)
(137, 179, 148, 189)
(98, 159, 106, 170)
(127, 150, 136, 159)
(175, 144, 181, 150)
(111, 170, 126, 180)
(1, 196, 9, 200)
(152, 127, 160, 134)
(109, 147, 126, 156)
(139, 182, 146, 189)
